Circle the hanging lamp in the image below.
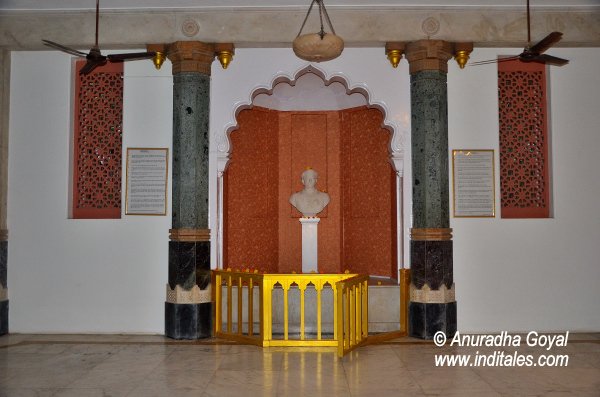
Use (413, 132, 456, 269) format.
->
(292, 0, 344, 62)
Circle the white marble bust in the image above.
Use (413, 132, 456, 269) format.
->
(289, 169, 330, 217)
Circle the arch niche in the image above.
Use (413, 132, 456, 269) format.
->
(216, 65, 404, 280)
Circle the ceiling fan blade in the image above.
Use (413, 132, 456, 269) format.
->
(534, 54, 569, 66)
(79, 60, 106, 75)
(468, 56, 520, 66)
(107, 52, 157, 62)
(529, 32, 563, 55)
(42, 40, 87, 57)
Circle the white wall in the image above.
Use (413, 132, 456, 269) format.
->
(449, 48, 600, 332)
(8, 51, 173, 333)
(7, 46, 600, 333)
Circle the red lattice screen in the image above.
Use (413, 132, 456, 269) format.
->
(498, 60, 550, 218)
(72, 61, 123, 219)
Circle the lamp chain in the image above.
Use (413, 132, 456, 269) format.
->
(320, 0, 336, 35)
(296, 0, 336, 39)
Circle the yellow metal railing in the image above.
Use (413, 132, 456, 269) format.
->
(213, 269, 264, 346)
(213, 270, 368, 356)
(336, 274, 369, 356)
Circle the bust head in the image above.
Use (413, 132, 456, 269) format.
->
(289, 168, 330, 217)
(301, 169, 318, 189)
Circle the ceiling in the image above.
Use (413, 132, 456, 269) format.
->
(1, 0, 599, 11)
(0, 0, 598, 49)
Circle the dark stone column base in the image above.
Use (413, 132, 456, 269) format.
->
(409, 301, 456, 339)
(165, 302, 211, 339)
(0, 300, 8, 335)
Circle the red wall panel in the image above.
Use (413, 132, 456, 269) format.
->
(72, 60, 123, 219)
(498, 60, 550, 218)
(224, 107, 279, 272)
(341, 107, 397, 278)
(278, 112, 342, 274)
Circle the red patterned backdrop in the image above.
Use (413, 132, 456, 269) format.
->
(225, 106, 397, 278)
(341, 107, 397, 277)
(224, 107, 279, 272)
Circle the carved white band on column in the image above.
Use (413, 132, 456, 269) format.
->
(166, 284, 211, 304)
(0, 287, 7, 301)
(410, 283, 455, 303)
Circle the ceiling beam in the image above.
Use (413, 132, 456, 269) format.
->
(1, 8, 598, 50)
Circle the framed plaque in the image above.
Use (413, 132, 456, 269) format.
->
(125, 148, 168, 216)
(452, 149, 495, 218)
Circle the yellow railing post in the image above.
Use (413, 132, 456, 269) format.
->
(248, 278, 254, 336)
(262, 277, 273, 343)
(349, 285, 355, 346)
(333, 284, 338, 341)
(237, 275, 243, 335)
(299, 282, 306, 341)
(259, 278, 264, 340)
(344, 286, 350, 350)
(336, 280, 344, 357)
(362, 279, 368, 339)
(354, 284, 358, 345)
(316, 280, 323, 340)
(226, 273, 233, 333)
(282, 281, 290, 341)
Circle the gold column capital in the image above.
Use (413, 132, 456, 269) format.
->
(404, 40, 454, 74)
(214, 43, 235, 69)
(385, 42, 406, 68)
(166, 41, 215, 75)
(146, 43, 168, 70)
(453, 42, 474, 69)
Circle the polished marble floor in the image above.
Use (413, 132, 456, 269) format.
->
(0, 333, 599, 396)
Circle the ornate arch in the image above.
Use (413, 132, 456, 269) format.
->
(215, 64, 404, 174)
(213, 63, 407, 273)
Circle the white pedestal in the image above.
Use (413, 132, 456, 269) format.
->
(300, 217, 320, 273)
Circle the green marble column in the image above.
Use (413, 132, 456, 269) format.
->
(406, 40, 456, 339)
(165, 42, 215, 339)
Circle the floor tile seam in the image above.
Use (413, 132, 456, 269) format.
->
(390, 342, 418, 365)
(176, 365, 221, 395)
(137, 369, 216, 396)
(203, 368, 279, 394)
(401, 364, 431, 396)
(272, 361, 287, 394)
(132, 353, 172, 383)
(339, 354, 355, 396)
(162, 351, 225, 379)
(59, 369, 133, 391)
(449, 367, 502, 394)
(474, 368, 576, 394)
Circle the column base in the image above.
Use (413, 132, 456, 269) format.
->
(165, 302, 211, 339)
(0, 300, 8, 335)
(409, 301, 456, 339)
